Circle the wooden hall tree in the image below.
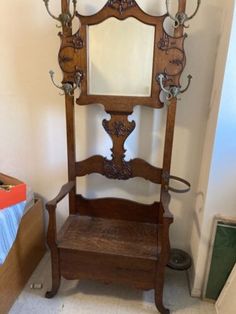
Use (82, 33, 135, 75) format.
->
(43, 0, 200, 313)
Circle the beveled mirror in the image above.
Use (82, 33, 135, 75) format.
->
(88, 17, 155, 97)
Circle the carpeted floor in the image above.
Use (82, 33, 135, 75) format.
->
(10, 254, 216, 314)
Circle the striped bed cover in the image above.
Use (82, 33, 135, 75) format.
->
(0, 201, 26, 265)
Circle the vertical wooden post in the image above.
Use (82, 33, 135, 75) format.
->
(161, 0, 186, 188)
(156, 2, 187, 312)
(178, 0, 187, 14)
(61, 0, 76, 214)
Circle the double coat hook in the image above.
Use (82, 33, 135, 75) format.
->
(166, 0, 201, 28)
(49, 70, 83, 96)
(43, 0, 77, 27)
(157, 73, 192, 105)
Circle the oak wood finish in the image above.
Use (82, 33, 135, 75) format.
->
(60, 250, 156, 290)
(59, 3, 187, 112)
(65, 95, 77, 215)
(76, 194, 159, 223)
(0, 199, 45, 314)
(58, 215, 158, 259)
(76, 156, 162, 184)
(46, 181, 75, 208)
(58, 215, 159, 289)
(45, 1, 189, 313)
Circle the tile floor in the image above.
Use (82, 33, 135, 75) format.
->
(10, 254, 216, 314)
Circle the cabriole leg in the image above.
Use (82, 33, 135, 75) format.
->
(155, 265, 170, 314)
(45, 249, 61, 298)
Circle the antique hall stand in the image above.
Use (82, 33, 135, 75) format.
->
(43, 0, 200, 313)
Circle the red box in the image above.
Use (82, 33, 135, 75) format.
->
(0, 173, 26, 210)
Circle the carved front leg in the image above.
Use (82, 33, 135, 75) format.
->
(45, 206, 61, 298)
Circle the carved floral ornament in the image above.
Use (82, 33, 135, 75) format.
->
(72, 32, 84, 50)
(157, 33, 187, 73)
(104, 159, 132, 180)
(102, 120, 135, 137)
(107, 0, 136, 14)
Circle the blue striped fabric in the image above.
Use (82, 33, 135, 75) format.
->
(0, 201, 26, 265)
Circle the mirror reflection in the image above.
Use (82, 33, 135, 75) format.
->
(88, 17, 155, 97)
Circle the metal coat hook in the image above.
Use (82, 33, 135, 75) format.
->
(180, 74, 192, 93)
(43, 0, 77, 28)
(166, 0, 201, 28)
(49, 70, 82, 96)
(157, 73, 192, 105)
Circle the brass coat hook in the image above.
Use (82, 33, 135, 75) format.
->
(166, 0, 201, 28)
(43, 0, 77, 28)
(157, 73, 192, 105)
(49, 70, 82, 96)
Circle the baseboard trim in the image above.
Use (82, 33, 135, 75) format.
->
(187, 267, 202, 298)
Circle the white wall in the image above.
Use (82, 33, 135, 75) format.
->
(190, 0, 236, 297)
(0, 1, 68, 224)
(0, 2, 35, 185)
(0, 1, 227, 246)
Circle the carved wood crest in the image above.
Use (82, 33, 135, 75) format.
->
(107, 0, 136, 14)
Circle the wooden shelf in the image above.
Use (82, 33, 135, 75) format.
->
(58, 215, 159, 261)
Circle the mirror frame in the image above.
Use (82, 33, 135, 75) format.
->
(58, 1, 187, 112)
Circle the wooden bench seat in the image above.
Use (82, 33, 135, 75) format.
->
(58, 215, 159, 260)
(57, 215, 160, 289)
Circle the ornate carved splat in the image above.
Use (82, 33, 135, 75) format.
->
(107, 0, 136, 14)
(103, 113, 135, 180)
(102, 120, 135, 137)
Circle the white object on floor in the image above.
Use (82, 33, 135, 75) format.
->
(215, 263, 236, 314)
(10, 253, 216, 314)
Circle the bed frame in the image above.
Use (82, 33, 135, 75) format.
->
(0, 198, 46, 314)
